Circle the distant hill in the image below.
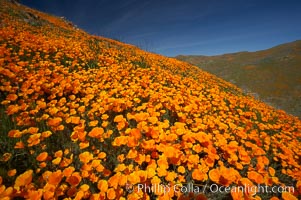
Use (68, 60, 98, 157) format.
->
(176, 40, 301, 118)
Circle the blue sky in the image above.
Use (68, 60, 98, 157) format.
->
(20, 0, 301, 56)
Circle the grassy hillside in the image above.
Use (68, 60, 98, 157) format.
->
(176, 40, 301, 119)
(0, 0, 301, 199)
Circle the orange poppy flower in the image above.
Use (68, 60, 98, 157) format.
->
(127, 172, 141, 185)
(89, 120, 99, 127)
(148, 116, 158, 124)
(147, 168, 156, 178)
(48, 170, 63, 185)
(135, 153, 146, 165)
(130, 128, 141, 140)
(239, 177, 254, 186)
(39, 162, 47, 168)
(78, 106, 85, 113)
(97, 180, 108, 192)
(117, 121, 126, 130)
(134, 112, 149, 122)
(69, 116, 81, 124)
(192, 168, 207, 181)
(165, 171, 177, 182)
(117, 154, 125, 163)
(177, 166, 185, 174)
(79, 141, 90, 149)
(63, 166, 75, 177)
(6, 94, 18, 101)
(108, 173, 120, 189)
(27, 133, 41, 147)
(103, 169, 112, 177)
(47, 117, 62, 127)
(77, 130, 87, 142)
(52, 157, 62, 165)
(188, 154, 199, 165)
(66, 187, 77, 197)
(127, 136, 138, 147)
(192, 144, 202, 153)
(98, 152, 106, 159)
(157, 167, 167, 177)
(107, 188, 116, 200)
(80, 184, 90, 192)
(151, 175, 161, 185)
(231, 187, 244, 200)
(69, 95, 76, 100)
(8, 129, 22, 138)
(60, 157, 73, 168)
(79, 151, 93, 163)
(91, 159, 101, 168)
(113, 136, 128, 146)
(27, 189, 43, 200)
(28, 127, 39, 134)
(36, 152, 48, 162)
(41, 131, 52, 138)
(81, 170, 89, 178)
(209, 167, 239, 186)
(6, 105, 19, 115)
(8, 169, 17, 177)
(119, 174, 127, 186)
(53, 124, 65, 131)
(127, 149, 137, 159)
(14, 170, 33, 187)
(74, 190, 84, 200)
(247, 171, 264, 184)
(114, 115, 124, 123)
(14, 141, 24, 149)
(282, 192, 298, 200)
(66, 172, 82, 186)
(55, 150, 63, 158)
(268, 167, 275, 177)
(101, 114, 109, 120)
(88, 127, 104, 138)
(297, 180, 301, 193)
(96, 164, 105, 173)
(64, 149, 70, 155)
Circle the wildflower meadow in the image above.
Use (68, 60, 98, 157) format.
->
(0, 0, 300, 199)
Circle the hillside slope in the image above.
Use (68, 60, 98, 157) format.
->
(0, 0, 301, 199)
(176, 40, 301, 119)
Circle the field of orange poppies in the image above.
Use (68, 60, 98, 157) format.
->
(0, 0, 301, 199)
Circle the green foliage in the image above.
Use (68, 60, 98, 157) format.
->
(132, 59, 150, 69)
